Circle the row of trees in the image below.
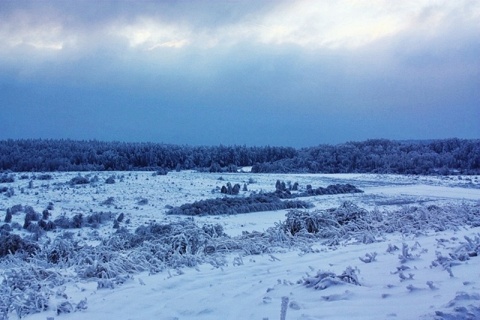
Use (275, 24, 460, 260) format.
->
(0, 138, 478, 175)
(253, 139, 480, 175)
(0, 139, 295, 172)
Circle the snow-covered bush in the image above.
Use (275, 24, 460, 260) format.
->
(101, 196, 115, 206)
(302, 183, 364, 197)
(116, 213, 125, 223)
(36, 174, 52, 180)
(278, 202, 480, 246)
(274, 183, 363, 199)
(0, 233, 39, 258)
(69, 175, 89, 185)
(0, 266, 68, 318)
(38, 220, 55, 232)
(153, 168, 169, 175)
(4, 209, 12, 223)
(283, 210, 333, 235)
(220, 182, 241, 195)
(202, 223, 225, 238)
(105, 175, 115, 184)
(44, 236, 81, 265)
(86, 211, 114, 228)
(327, 201, 369, 226)
(71, 213, 83, 228)
(52, 211, 114, 230)
(8, 205, 23, 215)
(0, 173, 14, 183)
(53, 214, 71, 229)
(383, 204, 480, 234)
(281, 202, 376, 244)
(23, 206, 40, 229)
(167, 193, 312, 216)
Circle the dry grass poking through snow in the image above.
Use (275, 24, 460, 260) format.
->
(1, 201, 480, 319)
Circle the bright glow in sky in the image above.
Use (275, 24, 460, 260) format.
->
(0, 0, 479, 146)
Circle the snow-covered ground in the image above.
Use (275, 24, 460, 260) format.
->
(1, 171, 479, 320)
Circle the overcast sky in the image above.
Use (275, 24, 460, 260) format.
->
(0, 0, 479, 147)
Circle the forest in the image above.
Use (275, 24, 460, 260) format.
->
(0, 138, 478, 175)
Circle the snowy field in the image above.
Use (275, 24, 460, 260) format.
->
(1, 171, 480, 320)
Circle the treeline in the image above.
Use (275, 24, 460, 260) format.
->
(0, 138, 479, 174)
(253, 139, 480, 175)
(0, 139, 295, 172)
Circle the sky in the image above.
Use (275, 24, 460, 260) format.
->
(0, 0, 479, 147)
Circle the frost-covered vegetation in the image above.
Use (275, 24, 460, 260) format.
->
(273, 182, 363, 198)
(167, 194, 313, 216)
(167, 183, 362, 216)
(1, 199, 479, 318)
(0, 138, 478, 174)
(281, 203, 480, 242)
(252, 139, 480, 175)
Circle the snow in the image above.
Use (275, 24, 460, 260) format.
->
(1, 172, 480, 320)
(22, 229, 480, 320)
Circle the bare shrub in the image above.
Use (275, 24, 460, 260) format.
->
(0, 233, 39, 257)
(105, 175, 115, 184)
(69, 176, 89, 185)
(0, 174, 14, 183)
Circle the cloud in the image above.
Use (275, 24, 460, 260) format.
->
(1, 0, 478, 93)
(244, 0, 405, 49)
(1, 0, 478, 57)
(0, 1, 477, 92)
(111, 17, 191, 50)
(0, 12, 65, 51)
(0, 0, 478, 145)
